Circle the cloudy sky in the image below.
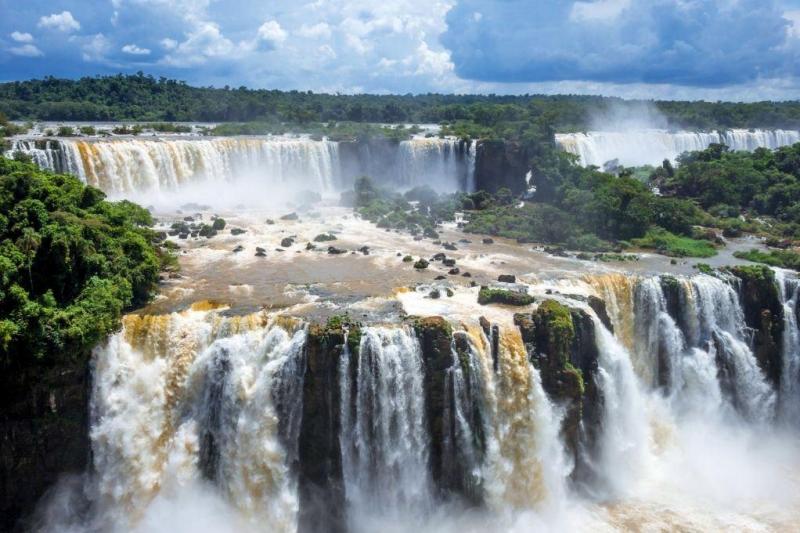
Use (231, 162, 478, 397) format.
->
(1, 0, 800, 100)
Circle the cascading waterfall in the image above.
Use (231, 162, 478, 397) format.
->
(6, 137, 342, 196)
(59, 308, 307, 533)
(338, 327, 433, 526)
(396, 138, 466, 192)
(36, 270, 800, 532)
(556, 129, 800, 167)
(776, 270, 800, 425)
(6, 136, 476, 196)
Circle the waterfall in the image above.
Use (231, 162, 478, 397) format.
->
(555, 129, 800, 167)
(71, 309, 306, 532)
(397, 138, 466, 192)
(776, 270, 800, 425)
(339, 327, 433, 525)
(6, 137, 342, 196)
(466, 140, 477, 192)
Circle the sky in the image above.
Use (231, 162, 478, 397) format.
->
(1, 0, 800, 101)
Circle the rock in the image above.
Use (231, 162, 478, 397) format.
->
(281, 212, 299, 221)
(413, 235, 423, 241)
(198, 224, 217, 238)
(435, 275, 446, 280)
(443, 242, 458, 251)
(478, 287, 534, 306)
(433, 253, 446, 261)
(281, 237, 295, 248)
(414, 259, 430, 270)
(462, 272, 472, 278)
(587, 295, 613, 333)
(498, 274, 516, 283)
(423, 227, 439, 239)
(255, 248, 267, 257)
(446, 288, 454, 297)
(314, 233, 337, 242)
(230, 228, 246, 236)
(179, 232, 189, 239)
(265, 219, 275, 225)
(212, 218, 226, 231)
(328, 246, 347, 255)
(479, 316, 491, 337)
(232, 245, 244, 253)
(482, 238, 494, 244)
(443, 258, 456, 267)
(306, 242, 317, 251)
(276, 248, 284, 252)
(184, 216, 194, 222)
(402, 255, 413, 262)
(429, 289, 441, 299)
(448, 268, 460, 275)
(459, 239, 472, 244)
(359, 246, 370, 255)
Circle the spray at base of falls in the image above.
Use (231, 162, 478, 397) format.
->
(556, 129, 800, 167)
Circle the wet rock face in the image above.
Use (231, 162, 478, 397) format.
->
(412, 318, 454, 495)
(516, 301, 603, 484)
(298, 326, 348, 533)
(474, 140, 530, 194)
(729, 266, 784, 387)
(0, 358, 90, 532)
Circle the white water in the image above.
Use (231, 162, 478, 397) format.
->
(42, 310, 306, 533)
(556, 129, 800, 167)
(6, 136, 473, 198)
(776, 270, 800, 425)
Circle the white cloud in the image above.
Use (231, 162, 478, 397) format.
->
(10, 31, 34, 43)
(10, 44, 43, 57)
(161, 38, 178, 50)
(318, 44, 337, 60)
(122, 44, 152, 55)
(571, 0, 632, 23)
(161, 22, 237, 66)
(256, 20, 287, 49)
(82, 34, 112, 62)
(297, 22, 331, 39)
(38, 11, 81, 32)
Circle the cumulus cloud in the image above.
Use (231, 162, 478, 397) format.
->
(442, 0, 800, 87)
(297, 22, 331, 39)
(256, 20, 287, 49)
(10, 31, 34, 43)
(38, 11, 81, 33)
(10, 44, 44, 57)
(122, 44, 151, 55)
(82, 34, 112, 62)
(161, 22, 236, 66)
(161, 38, 178, 50)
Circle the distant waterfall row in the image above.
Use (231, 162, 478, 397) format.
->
(5, 136, 475, 196)
(41, 268, 800, 532)
(555, 129, 800, 167)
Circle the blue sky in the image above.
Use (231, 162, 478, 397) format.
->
(1, 0, 800, 100)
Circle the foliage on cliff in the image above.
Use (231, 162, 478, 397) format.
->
(0, 158, 169, 363)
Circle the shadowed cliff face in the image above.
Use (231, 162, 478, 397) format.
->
(0, 357, 90, 532)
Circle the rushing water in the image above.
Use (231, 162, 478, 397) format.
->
(5, 136, 472, 196)
(34, 273, 800, 532)
(556, 129, 800, 167)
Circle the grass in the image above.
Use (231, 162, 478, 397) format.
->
(632, 228, 717, 258)
(733, 248, 800, 271)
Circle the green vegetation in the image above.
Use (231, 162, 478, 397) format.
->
(3, 74, 800, 131)
(478, 287, 535, 306)
(632, 228, 718, 258)
(0, 158, 172, 364)
(734, 248, 800, 271)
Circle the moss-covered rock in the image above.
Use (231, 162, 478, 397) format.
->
(728, 265, 783, 387)
(477, 287, 535, 306)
